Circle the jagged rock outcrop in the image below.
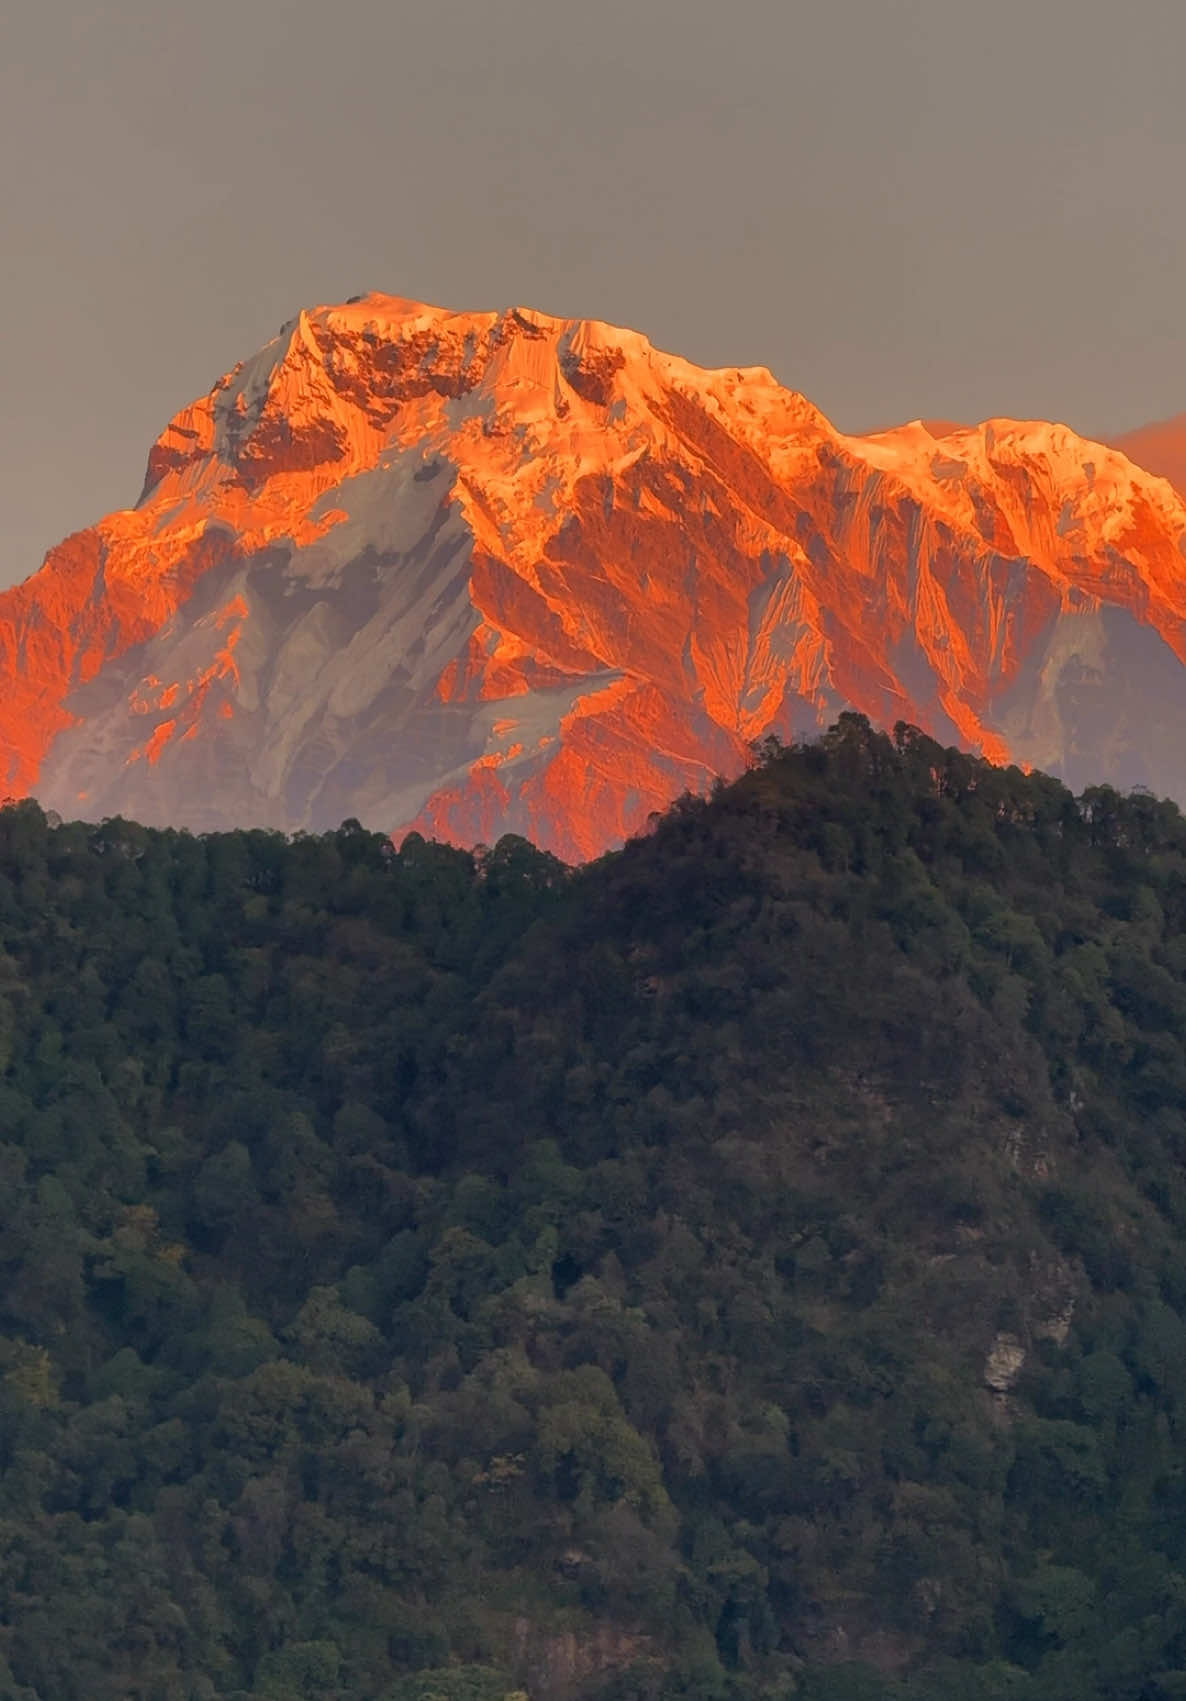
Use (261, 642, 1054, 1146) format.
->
(6, 294, 1186, 858)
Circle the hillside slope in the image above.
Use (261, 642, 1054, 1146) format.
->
(5, 297, 1186, 855)
(6, 724, 1186, 1696)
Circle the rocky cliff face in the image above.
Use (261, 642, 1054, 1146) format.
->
(7, 294, 1186, 859)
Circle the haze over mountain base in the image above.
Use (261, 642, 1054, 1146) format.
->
(7, 295, 1186, 856)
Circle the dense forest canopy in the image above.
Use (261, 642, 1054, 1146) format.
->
(5, 717, 1186, 1698)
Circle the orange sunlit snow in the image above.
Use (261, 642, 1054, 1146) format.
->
(4, 295, 1186, 855)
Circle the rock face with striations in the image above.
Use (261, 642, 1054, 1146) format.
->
(6, 294, 1186, 859)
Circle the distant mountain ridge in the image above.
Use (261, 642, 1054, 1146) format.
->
(1109, 412, 1186, 501)
(7, 293, 1186, 857)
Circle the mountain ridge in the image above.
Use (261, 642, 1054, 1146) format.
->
(1109, 411, 1186, 501)
(7, 294, 1186, 857)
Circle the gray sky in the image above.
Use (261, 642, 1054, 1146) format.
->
(2, 0, 1185, 586)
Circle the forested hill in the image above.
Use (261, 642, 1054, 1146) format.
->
(8, 719, 1186, 1700)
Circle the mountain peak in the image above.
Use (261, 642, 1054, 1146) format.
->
(5, 295, 1186, 856)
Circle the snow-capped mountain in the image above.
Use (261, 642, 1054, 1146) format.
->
(7, 294, 1186, 859)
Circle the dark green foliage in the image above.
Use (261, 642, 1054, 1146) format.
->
(5, 724, 1186, 1695)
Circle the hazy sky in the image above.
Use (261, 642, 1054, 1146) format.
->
(2, 0, 1185, 585)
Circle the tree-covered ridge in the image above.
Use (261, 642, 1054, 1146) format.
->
(5, 719, 1186, 1698)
